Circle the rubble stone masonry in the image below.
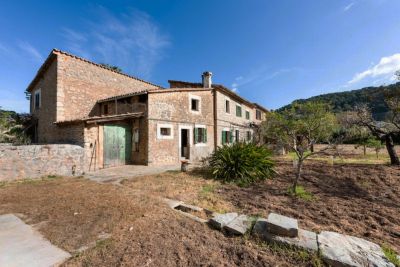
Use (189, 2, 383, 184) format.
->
(0, 144, 85, 181)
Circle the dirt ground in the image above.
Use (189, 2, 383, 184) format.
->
(219, 160, 400, 252)
(0, 158, 399, 266)
(0, 174, 318, 267)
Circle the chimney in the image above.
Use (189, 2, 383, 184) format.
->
(202, 71, 212, 88)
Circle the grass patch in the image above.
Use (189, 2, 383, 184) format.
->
(95, 238, 113, 249)
(382, 244, 400, 267)
(200, 184, 216, 194)
(257, 241, 323, 267)
(288, 186, 314, 201)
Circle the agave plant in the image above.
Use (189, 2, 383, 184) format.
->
(208, 142, 275, 187)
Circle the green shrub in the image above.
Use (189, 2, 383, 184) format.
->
(208, 142, 275, 186)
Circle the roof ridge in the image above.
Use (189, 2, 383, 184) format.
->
(52, 49, 163, 88)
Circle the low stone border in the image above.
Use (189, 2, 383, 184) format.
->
(163, 198, 398, 267)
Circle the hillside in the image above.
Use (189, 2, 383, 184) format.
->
(278, 82, 400, 119)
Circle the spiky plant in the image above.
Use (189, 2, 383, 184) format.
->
(208, 142, 275, 187)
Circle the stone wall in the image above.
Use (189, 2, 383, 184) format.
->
(147, 89, 215, 165)
(30, 59, 59, 144)
(0, 144, 84, 181)
(215, 90, 261, 146)
(56, 52, 159, 121)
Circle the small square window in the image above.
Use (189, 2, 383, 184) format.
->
(160, 127, 171, 136)
(225, 100, 230, 113)
(191, 99, 199, 111)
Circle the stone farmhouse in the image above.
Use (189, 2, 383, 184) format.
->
(26, 49, 268, 171)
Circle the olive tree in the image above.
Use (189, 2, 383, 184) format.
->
(345, 104, 400, 165)
(263, 102, 339, 192)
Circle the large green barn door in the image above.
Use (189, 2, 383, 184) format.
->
(104, 125, 132, 167)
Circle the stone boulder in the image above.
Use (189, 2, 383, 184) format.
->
(266, 213, 298, 238)
(209, 213, 238, 230)
(252, 218, 317, 251)
(318, 231, 395, 267)
(224, 215, 251, 235)
(265, 229, 318, 252)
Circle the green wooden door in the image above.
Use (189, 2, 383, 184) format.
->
(104, 125, 132, 167)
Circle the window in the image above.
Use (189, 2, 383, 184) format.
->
(194, 127, 207, 144)
(191, 99, 199, 111)
(157, 124, 173, 139)
(256, 110, 262, 120)
(225, 100, 230, 113)
(161, 128, 171, 136)
(246, 131, 252, 142)
(245, 110, 250, 120)
(103, 104, 109, 115)
(235, 130, 240, 142)
(34, 89, 41, 110)
(236, 105, 242, 117)
(221, 130, 232, 145)
(189, 94, 201, 113)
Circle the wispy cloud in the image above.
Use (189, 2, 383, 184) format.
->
(348, 53, 400, 84)
(0, 43, 9, 55)
(231, 66, 295, 92)
(61, 7, 170, 79)
(17, 41, 44, 63)
(343, 2, 355, 12)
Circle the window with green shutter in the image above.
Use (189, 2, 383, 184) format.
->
(236, 105, 242, 117)
(222, 130, 231, 145)
(195, 127, 207, 144)
(246, 111, 250, 120)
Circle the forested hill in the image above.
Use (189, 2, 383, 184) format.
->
(278, 82, 400, 119)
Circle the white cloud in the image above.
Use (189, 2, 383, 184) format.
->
(17, 42, 43, 63)
(348, 53, 400, 84)
(61, 7, 170, 79)
(343, 2, 355, 12)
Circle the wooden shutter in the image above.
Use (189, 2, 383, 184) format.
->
(194, 128, 198, 144)
(230, 130, 234, 143)
(222, 131, 226, 145)
(203, 128, 207, 143)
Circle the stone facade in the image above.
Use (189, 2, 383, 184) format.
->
(0, 144, 84, 181)
(55, 51, 158, 121)
(215, 90, 265, 146)
(25, 49, 268, 171)
(147, 89, 215, 165)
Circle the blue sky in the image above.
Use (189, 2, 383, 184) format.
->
(1, 0, 400, 113)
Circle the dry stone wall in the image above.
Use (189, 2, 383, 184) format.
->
(0, 144, 84, 181)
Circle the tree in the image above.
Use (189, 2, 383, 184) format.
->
(100, 63, 123, 73)
(263, 102, 339, 192)
(366, 137, 384, 159)
(0, 108, 31, 144)
(345, 104, 400, 165)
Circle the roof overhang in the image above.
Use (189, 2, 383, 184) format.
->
(97, 90, 148, 103)
(84, 112, 144, 124)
